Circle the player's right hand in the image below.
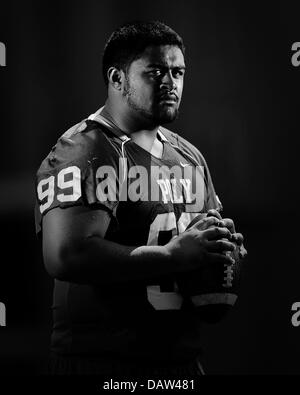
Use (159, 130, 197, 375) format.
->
(165, 216, 236, 273)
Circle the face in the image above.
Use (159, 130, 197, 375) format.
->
(122, 45, 185, 125)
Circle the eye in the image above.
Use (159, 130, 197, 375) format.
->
(173, 69, 185, 78)
(149, 69, 162, 77)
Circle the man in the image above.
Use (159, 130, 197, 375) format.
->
(35, 21, 246, 376)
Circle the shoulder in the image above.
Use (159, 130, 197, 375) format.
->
(35, 118, 122, 227)
(159, 126, 208, 167)
(37, 119, 122, 177)
(160, 127, 222, 211)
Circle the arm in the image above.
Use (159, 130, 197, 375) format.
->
(43, 205, 173, 284)
(42, 205, 235, 285)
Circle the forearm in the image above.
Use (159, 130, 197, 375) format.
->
(50, 236, 178, 285)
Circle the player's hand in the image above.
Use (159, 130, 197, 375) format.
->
(165, 216, 236, 273)
(207, 209, 248, 259)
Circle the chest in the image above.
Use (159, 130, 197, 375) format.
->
(105, 143, 211, 246)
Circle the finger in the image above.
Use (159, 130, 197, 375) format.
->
(231, 232, 244, 245)
(239, 245, 248, 259)
(205, 239, 236, 253)
(220, 218, 236, 233)
(206, 209, 222, 220)
(193, 216, 220, 231)
(206, 252, 235, 266)
(204, 226, 232, 241)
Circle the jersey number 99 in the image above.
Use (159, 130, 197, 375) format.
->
(37, 166, 81, 213)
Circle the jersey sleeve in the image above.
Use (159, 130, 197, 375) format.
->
(197, 151, 223, 212)
(35, 120, 123, 234)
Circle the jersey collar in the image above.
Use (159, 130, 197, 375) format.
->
(88, 107, 168, 144)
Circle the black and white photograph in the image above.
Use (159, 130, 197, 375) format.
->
(0, 0, 299, 387)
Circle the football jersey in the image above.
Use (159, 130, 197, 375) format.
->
(35, 108, 222, 362)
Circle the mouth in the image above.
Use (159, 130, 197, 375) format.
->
(158, 94, 178, 104)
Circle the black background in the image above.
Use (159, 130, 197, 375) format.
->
(0, 0, 299, 375)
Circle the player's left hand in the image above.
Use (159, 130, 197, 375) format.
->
(207, 209, 248, 259)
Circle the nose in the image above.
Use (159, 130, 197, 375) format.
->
(160, 71, 177, 91)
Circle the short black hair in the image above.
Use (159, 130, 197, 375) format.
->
(102, 20, 185, 86)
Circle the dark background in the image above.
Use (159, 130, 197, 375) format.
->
(0, 0, 299, 375)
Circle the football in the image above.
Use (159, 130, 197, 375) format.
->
(177, 213, 241, 323)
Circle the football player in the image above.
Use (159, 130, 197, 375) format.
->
(35, 21, 247, 376)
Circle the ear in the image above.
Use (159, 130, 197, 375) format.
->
(107, 67, 123, 90)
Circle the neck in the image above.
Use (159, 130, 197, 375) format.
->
(102, 99, 161, 153)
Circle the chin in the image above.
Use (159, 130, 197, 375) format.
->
(157, 110, 179, 124)
(150, 105, 178, 124)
